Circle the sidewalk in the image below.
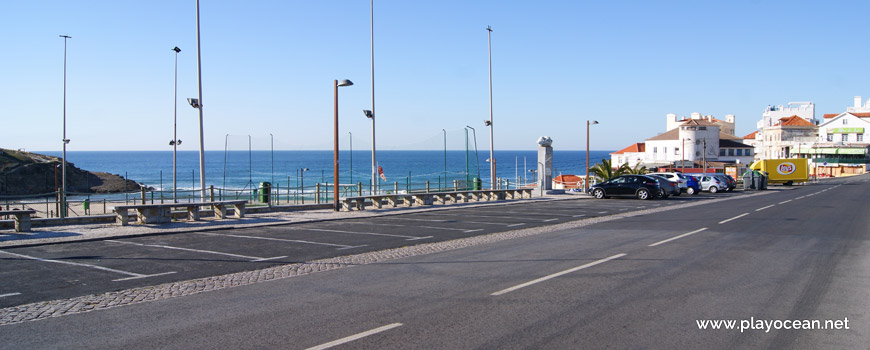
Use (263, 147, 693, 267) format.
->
(0, 193, 579, 248)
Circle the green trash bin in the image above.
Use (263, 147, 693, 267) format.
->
(472, 177, 482, 190)
(258, 182, 271, 203)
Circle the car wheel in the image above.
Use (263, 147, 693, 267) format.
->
(637, 188, 651, 200)
(593, 188, 605, 199)
(709, 186, 718, 193)
(687, 187, 696, 195)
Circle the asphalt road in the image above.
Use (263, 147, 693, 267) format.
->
(1, 176, 867, 349)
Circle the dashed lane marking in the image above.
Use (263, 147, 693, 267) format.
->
(306, 323, 403, 350)
(755, 205, 775, 212)
(778, 200, 793, 204)
(648, 228, 708, 247)
(719, 213, 749, 224)
(491, 253, 628, 296)
(0, 293, 21, 298)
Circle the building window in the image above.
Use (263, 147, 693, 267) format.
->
(746, 149, 752, 156)
(736, 149, 743, 156)
(843, 119, 848, 125)
(858, 134, 864, 142)
(827, 134, 834, 142)
(841, 134, 848, 142)
(728, 149, 735, 156)
(719, 149, 726, 156)
(663, 147, 667, 155)
(675, 147, 680, 155)
(653, 147, 657, 153)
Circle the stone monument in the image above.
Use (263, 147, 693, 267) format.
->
(537, 136, 553, 191)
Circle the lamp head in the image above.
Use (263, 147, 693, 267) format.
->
(363, 109, 373, 119)
(172, 46, 181, 53)
(337, 79, 353, 87)
(484, 120, 492, 126)
(589, 120, 599, 125)
(187, 98, 200, 108)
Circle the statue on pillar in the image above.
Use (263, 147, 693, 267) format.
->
(537, 136, 553, 191)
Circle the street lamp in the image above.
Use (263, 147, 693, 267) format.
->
(59, 34, 71, 218)
(585, 120, 599, 193)
(348, 131, 353, 185)
(171, 46, 181, 203)
(681, 137, 691, 173)
(442, 129, 447, 189)
(486, 25, 495, 190)
(334, 79, 354, 211)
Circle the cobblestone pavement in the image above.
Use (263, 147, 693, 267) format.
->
(0, 191, 772, 326)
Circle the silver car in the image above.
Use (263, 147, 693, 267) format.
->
(686, 173, 728, 193)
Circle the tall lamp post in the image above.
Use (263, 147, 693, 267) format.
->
(585, 120, 599, 193)
(349, 132, 353, 185)
(334, 79, 354, 211)
(486, 25, 495, 190)
(702, 138, 707, 174)
(368, 0, 377, 196)
(170, 46, 182, 203)
(681, 137, 691, 173)
(194, 0, 207, 201)
(300, 167, 309, 204)
(59, 34, 71, 218)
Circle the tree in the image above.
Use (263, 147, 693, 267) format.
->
(588, 159, 626, 182)
(621, 162, 648, 175)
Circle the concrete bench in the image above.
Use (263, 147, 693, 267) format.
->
(340, 188, 532, 211)
(115, 200, 247, 225)
(0, 209, 37, 232)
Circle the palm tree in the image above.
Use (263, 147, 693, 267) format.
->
(588, 159, 625, 182)
(621, 162, 648, 175)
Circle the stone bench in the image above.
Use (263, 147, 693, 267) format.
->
(341, 189, 532, 211)
(0, 209, 37, 232)
(115, 200, 247, 226)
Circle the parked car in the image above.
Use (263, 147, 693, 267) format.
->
(718, 174, 737, 191)
(686, 173, 728, 193)
(647, 174, 680, 198)
(649, 172, 701, 195)
(681, 174, 701, 195)
(589, 175, 662, 200)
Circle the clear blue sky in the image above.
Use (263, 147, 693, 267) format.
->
(2, 0, 869, 152)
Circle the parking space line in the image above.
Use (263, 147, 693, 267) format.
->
(778, 200, 793, 204)
(306, 323, 403, 350)
(648, 228, 708, 247)
(572, 214, 586, 218)
(0, 293, 21, 298)
(719, 213, 749, 224)
(380, 217, 450, 223)
(106, 240, 286, 262)
(0, 250, 175, 280)
(755, 205, 775, 212)
(464, 220, 522, 226)
(304, 228, 432, 241)
(113, 271, 179, 282)
(420, 212, 555, 222)
(193, 232, 359, 249)
(491, 253, 627, 296)
(472, 210, 579, 217)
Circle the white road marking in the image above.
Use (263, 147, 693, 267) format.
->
(474, 210, 578, 217)
(106, 240, 286, 262)
(380, 217, 450, 223)
(305, 228, 432, 241)
(778, 200, 793, 204)
(464, 221, 521, 226)
(719, 213, 749, 224)
(306, 323, 403, 350)
(648, 228, 708, 247)
(796, 196, 806, 199)
(491, 254, 627, 296)
(421, 212, 555, 222)
(0, 250, 176, 280)
(193, 232, 358, 249)
(506, 223, 526, 227)
(572, 214, 586, 218)
(755, 205, 775, 212)
(0, 293, 21, 298)
(113, 271, 179, 282)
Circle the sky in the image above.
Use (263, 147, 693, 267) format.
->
(2, 0, 870, 152)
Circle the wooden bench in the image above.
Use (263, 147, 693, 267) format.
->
(0, 209, 37, 232)
(115, 200, 247, 226)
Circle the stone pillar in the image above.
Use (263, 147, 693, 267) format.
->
(537, 136, 554, 191)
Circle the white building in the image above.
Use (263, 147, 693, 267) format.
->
(666, 112, 736, 135)
(809, 96, 870, 176)
(757, 102, 815, 129)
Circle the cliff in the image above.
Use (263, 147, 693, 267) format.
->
(0, 148, 145, 196)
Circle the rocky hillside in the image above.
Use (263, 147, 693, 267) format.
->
(0, 148, 145, 196)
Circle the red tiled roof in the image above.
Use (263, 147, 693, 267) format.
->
(853, 113, 870, 118)
(610, 142, 645, 154)
(823, 113, 839, 119)
(743, 130, 759, 139)
(777, 115, 815, 126)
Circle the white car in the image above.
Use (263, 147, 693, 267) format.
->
(685, 173, 728, 193)
(648, 172, 688, 193)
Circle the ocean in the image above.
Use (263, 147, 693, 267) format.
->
(40, 150, 612, 193)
